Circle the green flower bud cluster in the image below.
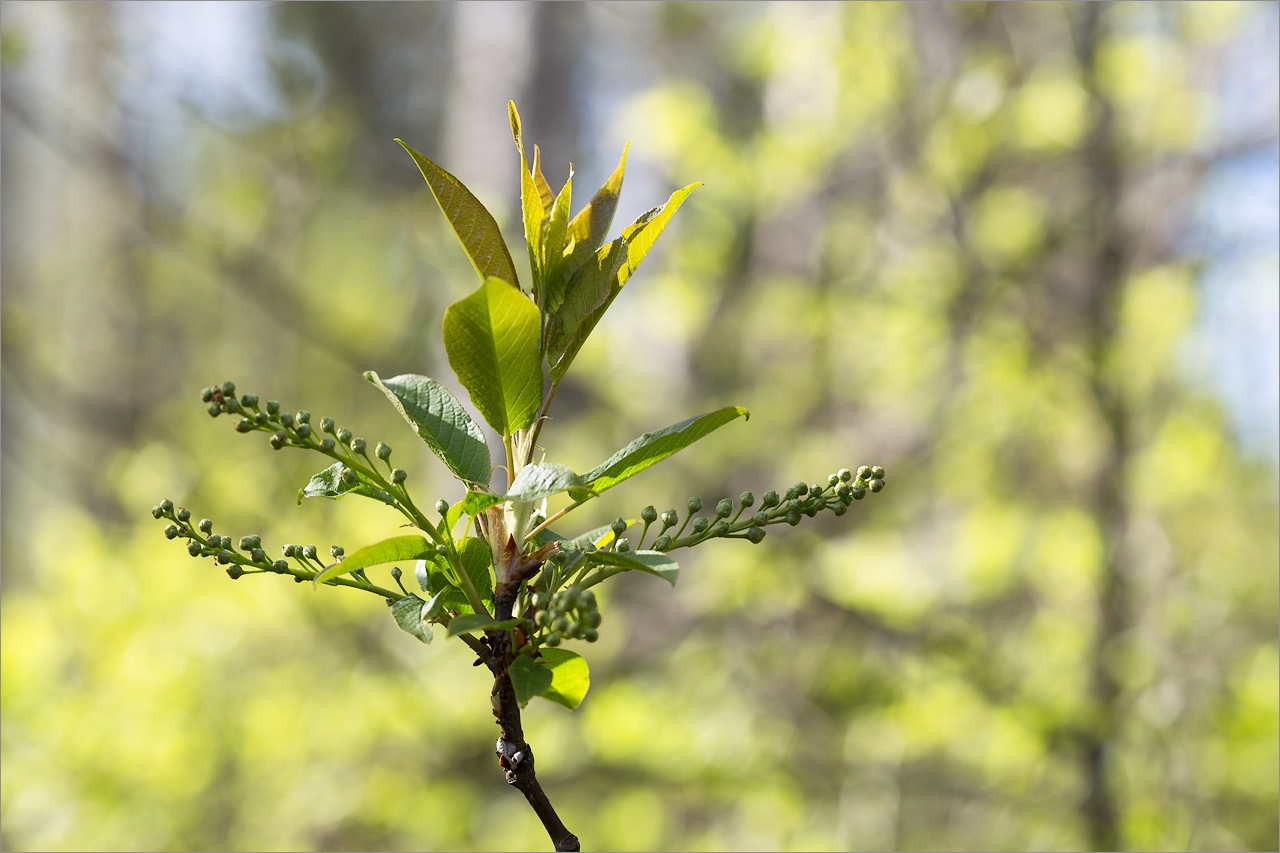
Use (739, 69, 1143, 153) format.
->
(529, 584, 600, 647)
(149, 499, 399, 597)
(636, 465, 886, 552)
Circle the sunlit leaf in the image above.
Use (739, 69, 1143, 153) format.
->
(586, 549, 679, 586)
(544, 238, 627, 363)
(296, 462, 396, 506)
(443, 277, 544, 436)
(313, 534, 432, 587)
(364, 372, 491, 486)
(540, 168, 574, 308)
(573, 406, 749, 497)
(562, 141, 629, 281)
(537, 648, 590, 709)
(531, 146, 555, 216)
(508, 654, 553, 706)
(420, 537, 495, 615)
(391, 595, 432, 644)
(447, 613, 521, 638)
(505, 463, 586, 504)
(396, 138, 520, 290)
(460, 490, 504, 516)
(509, 101, 546, 297)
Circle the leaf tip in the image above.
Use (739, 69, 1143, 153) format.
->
(508, 101, 521, 143)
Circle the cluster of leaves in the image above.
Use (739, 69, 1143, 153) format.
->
(153, 101, 885, 713)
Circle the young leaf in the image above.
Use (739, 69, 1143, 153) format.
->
(562, 142, 630, 281)
(364, 371, 492, 486)
(505, 463, 586, 504)
(396, 138, 520, 290)
(443, 277, 544, 436)
(421, 537, 495, 615)
(312, 534, 433, 587)
(537, 648, 591, 709)
(508, 654, 554, 706)
(572, 406, 749, 498)
(571, 522, 632, 551)
(548, 183, 701, 381)
(391, 595, 433, 644)
(532, 146, 555, 215)
(586, 550, 679, 586)
(297, 462, 397, 506)
(509, 101, 546, 298)
(446, 613, 521, 638)
(460, 490, 504, 517)
(543, 238, 627, 363)
(540, 168, 574, 307)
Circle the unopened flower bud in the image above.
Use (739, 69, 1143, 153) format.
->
(869, 478, 885, 493)
(829, 473, 840, 487)
(852, 484, 867, 500)
(692, 517, 709, 534)
(217, 550, 234, 564)
(616, 538, 631, 552)
(250, 548, 267, 563)
(856, 465, 872, 481)
(279, 412, 294, 428)
(235, 419, 253, 433)
(436, 499, 450, 516)
(871, 466, 886, 481)
(687, 496, 703, 514)
(641, 506, 658, 524)
(341, 468, 358, 485)
(152, 505, 164, 519)
(225, 565, 244, 579)
(241, 393, 259, 408)
(544, 633, 561, 647)
(255, 412, 269, 426)
(273, 559, 289, 573)
(794, 482, 809, 497)
(535, 611, 552, 628)
(832, 503, 847, 516)
(583, 628, 599, 643)
(330, 545, 345, 559)
(295, 423, 312, 439)
(295, 411, 311, 425)
(198, 518, 213, 534)
(391, 468, 407, 485)
(266, 400, 281, 417)
(761, 490, 780, 509)
(376, 442, 391, 461)
(270, 430, 287, 450)
(610, 518, 628, 536)
(188, 541, 202, 557)
(200, 387, 214, 403)
(283, 544, 297, 558)
(303, 545, 318, 561)
(746, 527, 766, 544)
(739, 492, 755, 508)
(207, 534, 223, 549)
(336, 427, 352, 444)
(208, 403, 221, 418)
(351, 437, 367, 455)
(220, 381, 236, 396)
(177, 508, 190, 522)
(810, 483, 824, 497)
(786, 510, 801, 526)
(321, 417, 336, 434)
(752, 511, 768, 526)
(715, 498, 733, 518)
(711, 520, 729, 536)
(164, 524, 179, 539)
(390, 566, 402, 581)
(661, 510, 678, 529)
(654, 534, 673, 551)
(837, 468, 852, 483)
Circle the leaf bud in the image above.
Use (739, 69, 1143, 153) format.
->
(330, 545, 345, 559)
(320, 438, 336, 452)
(583, 628, 599, 643)
(241, 393, 259, 408)
(188, 541, 202, 557)
(207, 403, 221, 418)
(266, 400, 281, 417)
(837, 468, 852, 483)
(152, 505, 164, 519)
(270, 431, 287, 450)
(177, 508, 191, 522)
(390, 566, 402, 581)
(610, 518, 628, 536)
(341, 468, 358, 485)
(295, 411, 311, 425)
(641, 506, 658, 524)
(220, 381, 236, 396)
(786, 510, 801, 526)
(761, 490, 780, 509)
(351, 438, 367, 455)
(239, 535, 260, 550)
(692, 517, 709, 534)
(164, 524, 179, 539)
(739, 492, 755, 508)
(303, 545, 319, 561)
(851, 484, 867, 500)
(869, 478, 885, 493)
(198, 518, 213, 534)
(249, 548, 266, 563)
(295, 423, 312, 440)
(235, 419, 253, 433)
(752, 511, 769, 526)
(435, 499, 450, 516)
(616, 538, 631, 552)
(871, 466, 886, 481)
(217, 550, 234, 564)
(715, 498, 733, 518)
(687, 496, 703, 514)
(321, 417, 336, 434)
(660, 510, 678, 529)
(273, 559, 289, 573)
(225, 565, 244, 579)
(200, 387, 214, 403)
(856, 465, 872, 481)
(654, 534, 673, 551)
(279, 412, 294, 428)
(391, 468, 407, 485)
(746, 527, 767, 544)
(711, 520, 730, 536)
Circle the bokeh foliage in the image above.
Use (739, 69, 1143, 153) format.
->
(2, 2, 1276, 851)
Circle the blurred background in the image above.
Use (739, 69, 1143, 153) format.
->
(2, 2, 1277, 850)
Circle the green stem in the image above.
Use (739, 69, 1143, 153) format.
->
(447, 546, 493, 619)
(524, 500, 586, 543)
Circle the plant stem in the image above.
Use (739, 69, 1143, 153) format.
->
(524, 378, 561, 467)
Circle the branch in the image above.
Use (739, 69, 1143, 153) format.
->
(485, 592, 580, 852)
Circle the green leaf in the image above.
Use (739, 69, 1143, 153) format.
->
(313, 534, 433, 587)
(571, 522, 631, 551)
(505, 463, 586, 504)
(544, 237, 628, 363)
(460, 490, 504, 517)
(391, 595, 433, 644)
(573, 406, 749, 498)
(443, 277, 543, 437)
(562, 141, 630, 281)
(364, 372, 492, 486)
(447, 613, 521, 638)
(587, 550, 680, 586)
(396, 138, 520, 290)
(509, 101, 546, 298)
(296, 462, 397, 506)
(508, 654, 553, 706)
(540, 168, 574, 308)
(548, 183, 701, 381)
(421, 537, 495, 615)
(537, 648, 591, 709)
